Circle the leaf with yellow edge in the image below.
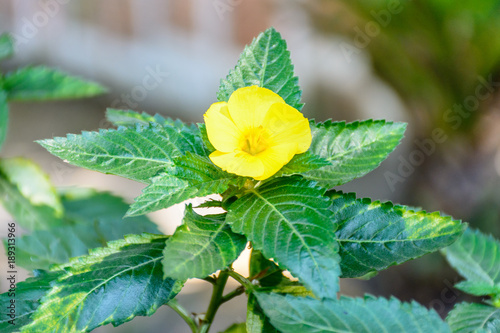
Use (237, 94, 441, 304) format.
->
(0, 157, 64, 230)
(21, 234, 183, 333)
(328, 191, 466, 278)
(255, 293, 450, 333)
(0, 271, 63, 332)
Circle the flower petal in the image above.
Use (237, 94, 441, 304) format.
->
(209, 150, 264, 179)
(204, 102, 241, 153)
(254, 143, 297, 180)
(227, 86, 285, 131)
(262, 102, 312, 153)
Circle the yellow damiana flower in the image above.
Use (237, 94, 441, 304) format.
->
(204, 86, 311, 180)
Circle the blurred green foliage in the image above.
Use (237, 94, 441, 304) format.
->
(308, 0, 500, 134)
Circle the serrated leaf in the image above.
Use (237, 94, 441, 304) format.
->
(198, 123, 216, 152)
(14, 188, 159, 270)
(226, 176, 340, 299)
(247, 294, 280, 333)
(128, 153, 243, 216)
(447, 302, 500, 333)
(22, 234, 183, 333)
(38, 122, 205, 183)
(277, 151, 330, 176)
(328, 191, 465, 278)
(217, 27, 303, 111)
(3, 66, 106, 100)
(0, 271, 63, 332)
(0, 157, 63, 230)
(15, 220, 157, 271)
(196, 199, 224, 208)
(0, 90, 8, 150)
(454, 281, 500, 297)
(162, 205, 246, 280)
(442, 228, 500, 297)
(105, 108, 185, 128)
(256, 293, 451, 333)
(0, 33, 14, 60)
(303, 120, 406, 188)
(0, 158, 62, 214)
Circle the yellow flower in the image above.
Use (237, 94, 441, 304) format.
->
(203, 86, 311, 180)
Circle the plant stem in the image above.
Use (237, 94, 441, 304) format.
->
(203, 275, 217, 285)
(227, 270, 254, 291)
(168, 299, 197, 333)
(199, 270, 230, 333)
(221, 286, 245, 304)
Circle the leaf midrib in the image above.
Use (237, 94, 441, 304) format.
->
(320, 129, 401, 163)
(454, 240, 496, 285)
(335, 229, 459, 244)
(480, 306, 500, 329)
(49, 144, 172, 165)
(27, 246, 164, 329)
(250, 188, 327, 291)
(167, 219, 229, 275)
(258, 31, 272, 87)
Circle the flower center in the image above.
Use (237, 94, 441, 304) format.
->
(239, 126, 270, 155)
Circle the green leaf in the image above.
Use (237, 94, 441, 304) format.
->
(329, 191, 465, 278)
(38, 122, 205, 183)
(227, 176, 340, 299)
(15, 220, 157, 271)
(442, 228, 500, 297)
(217, 27, 303, 111)
(247, 294, 280, 333)
(0, 34, 14, 60)
(446, 302, 500, 333)
(59, 187, 158, 228)
(3, 66, 106, 101)
(0, 157, 64, 230)
(250, 250, 286, 287)
(22, 234, 183, 333)
(0, 90, 8, 150)
(198, 123, 216, 152)
(162, 205, 246, 280)
(256, 293, 451, 333)
(14, 188, 159, 270)
(303, 120, 407, 188)
(0, 271, 63, 332)
(221, 323, 248, 333)
(127, 153, 243, 216)
(196, 199, 224, 209)
(105, 108, 185, 128)
(454, 281, 500, 297)
(250, 251, 313, 299)
(277, 151, 330, 176)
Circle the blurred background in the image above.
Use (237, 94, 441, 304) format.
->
(1, 0, 500, 331)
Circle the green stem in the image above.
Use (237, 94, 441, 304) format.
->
(227, 270, 254, 291)
(221, 286, 245, 304)
(203, 275, 217, 285)
(199, 270, 230, 333)
(168, 299, 197, 333)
